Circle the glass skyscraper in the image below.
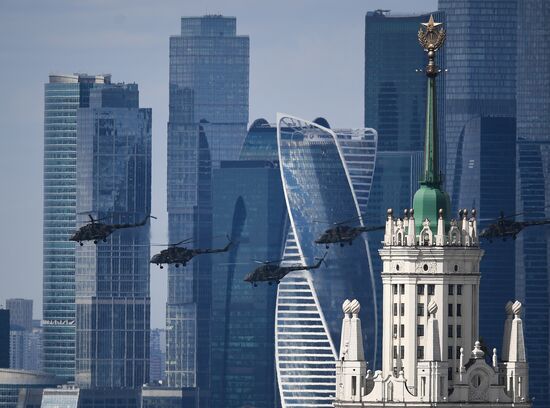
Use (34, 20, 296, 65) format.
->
(210, 123, 286, 406)
(438, 0, 518, 359)
(516, 1, 550, 406)
(166, 16, 249, 404)
(275, 115, 378, 408)
(74, 83, 152, 389)
(43, 74, 110, 381)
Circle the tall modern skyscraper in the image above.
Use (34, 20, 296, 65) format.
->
(5, 300, 32, 332)
(150, 329, 166, 383)
(7, 299, 41, 371)
(166, 15, 249, 403)
(74, 83, 152, 389)
(210, 123, 286, 406)
(43, 74, 110, 380)
(516, 1, 550, 406)
(275, 115, 378, 408)
(438, 0, 518, 361)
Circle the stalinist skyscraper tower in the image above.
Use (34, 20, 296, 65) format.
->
(334, 16, 531, 407)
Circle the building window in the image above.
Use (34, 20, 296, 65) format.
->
(400, 284, 405, 294)
(457, 285, 462, 295)
(400, 324, 405, 338)
(448, 325, 453, 338)
(393, 346, 398, 359)
(352, 375, 357, 395)
(393, 284, 398, 295)
(400, 303, 405, 317)
(393, 324, 398, 338)
(417, 284, 424, 295)
(448, 304, 453, 317)
(448, 285, 454, 295)
(428, 284, 435, 295)
(417, 324, 424, 337)
(400, 345, 405, 359)
(448, 346, 453, 359)
(448, 367, 453, 381)
(457, 325, 462, 338)
(417, 346, 425, 360)
(417, 303, 424, 316)
(457, 304, 462, 317)
(393, 303, 398, 316)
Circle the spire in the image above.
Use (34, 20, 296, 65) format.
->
(348, 299, 365, 361)
(508, 301, 527, 363)
(339, 299, 351, 360)
(418, 14, 445, 187)
(501, 301, 514, 361)
(412, 15, 451, 233)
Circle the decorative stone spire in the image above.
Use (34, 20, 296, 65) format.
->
(471, 341, 485, 360)
(348, 299, 365, 361)
(502, 300, 514, 361)
(339, 299, 351, 360)
(508, 301, 527, 363)
(412, 15, 451, 234)
(407, 208, 416, 246)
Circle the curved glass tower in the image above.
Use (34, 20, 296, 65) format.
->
(275, 115, 377, 408)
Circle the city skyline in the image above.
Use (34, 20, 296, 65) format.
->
(0, 0, 438, 328)
(0, 2, 548, 408)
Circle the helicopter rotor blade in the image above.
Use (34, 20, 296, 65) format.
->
(482, 204, 550, 223)
(313, 213, 365, 227)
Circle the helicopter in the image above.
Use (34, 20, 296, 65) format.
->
(479, 210, 550, 242)
(150, 236, 233, 268)
(70, 214, 156, 245)
(315, 218, 385, 248)
(244, 252, 328, 286)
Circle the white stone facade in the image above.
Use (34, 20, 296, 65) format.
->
(333, 209, 531, 407)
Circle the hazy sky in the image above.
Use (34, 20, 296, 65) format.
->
(0, 0, 437, 328)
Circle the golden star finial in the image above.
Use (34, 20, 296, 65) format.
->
(421, 14, 442, 32)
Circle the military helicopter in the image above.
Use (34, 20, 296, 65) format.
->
(314, 215, 385, 248)
(70, 214, 156, 245)
(150, 236, 233, 268)
(244, 252, 328, 286)
(479, 210, 550, 242)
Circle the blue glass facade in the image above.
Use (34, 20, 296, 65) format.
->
(211, 158, 286, 408)
(166, 16, 249, 402)
(43, 74, 110, 381)
(276, 115, 378, 407)
(74, 83, 151, 389)
(438, 0, 518, 361)
(516, 1, 550, 405)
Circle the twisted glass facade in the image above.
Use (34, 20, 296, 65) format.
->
(516, 1, 550, 405)
(439, 0, 518, 359)
(74, 83, 151, 388)
(276, 115, 378, 408)
(43, 74, 109, 380)
(166, 17, 249, 402)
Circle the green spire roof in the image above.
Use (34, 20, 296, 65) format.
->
(412, 15, 451, 233)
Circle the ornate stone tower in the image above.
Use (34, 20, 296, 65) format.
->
(334, 15, 530, 407)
